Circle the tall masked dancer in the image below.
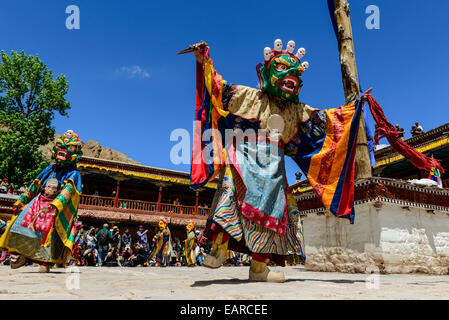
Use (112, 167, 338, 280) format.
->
(0, 130, 83, 273)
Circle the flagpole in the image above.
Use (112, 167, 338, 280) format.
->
(332, 0, 372, 179)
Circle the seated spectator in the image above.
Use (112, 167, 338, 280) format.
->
(128, 243, 149, 267)
(173, 198, 181, 214)
(295, 171, 303, 182)
(120, 247, 134, 267)
(395, 124, 405, 140)
(241, 253, 251, 266)
(411, 122, 424, 137)
(172, 238, 183, 266)
(83, 245, 98, 266)
(196, 247, 205, 266)
(7, 184, 15, 195)
(111, 226, 121, 250)
(103, 247, 120, 267)
(0, 178, 8, 193)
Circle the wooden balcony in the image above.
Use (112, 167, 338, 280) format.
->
(79, 194, 210, 219)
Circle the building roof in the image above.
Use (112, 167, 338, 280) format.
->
(294, 177, 449, 216)
(374, 122, 449, 169)
(78, 156, 218, 189)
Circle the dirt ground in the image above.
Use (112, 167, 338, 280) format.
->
(1, 265, 449, 300)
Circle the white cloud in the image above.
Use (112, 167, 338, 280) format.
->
(375, 144, 389, 150)
(117, 65, 150, 79)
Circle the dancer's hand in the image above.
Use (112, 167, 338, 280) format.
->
(191, 42, 207, 64)
(13, 200, 25, 210)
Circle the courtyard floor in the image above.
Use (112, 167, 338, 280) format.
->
(1, 265, 449, 300)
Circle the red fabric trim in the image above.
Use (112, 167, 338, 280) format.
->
(252, 253, 271, 263)
(191, 48, 208, 185)
(364, 94, 445, 173)
(240, 200, 288, 237)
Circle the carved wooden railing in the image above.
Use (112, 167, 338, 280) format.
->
(81, 195, 115, 208)
(79, 194, 210, 218)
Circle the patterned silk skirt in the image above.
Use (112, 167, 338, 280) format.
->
(0, 195, 70, 265)
(204, 166, 306, 263)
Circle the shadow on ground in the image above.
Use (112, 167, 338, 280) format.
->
(191, 277, 365, 287)
(21, 271, 69, 274)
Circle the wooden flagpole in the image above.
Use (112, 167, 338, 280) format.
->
(332, 0, 372, 179)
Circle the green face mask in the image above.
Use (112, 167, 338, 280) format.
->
(51, 130, 83, 165)
(257, 53, 305, 103)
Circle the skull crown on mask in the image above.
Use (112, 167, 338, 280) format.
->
(51, 130, 83, 165)
(257, 39, 309, 103)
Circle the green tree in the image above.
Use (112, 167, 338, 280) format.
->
(0, 50, 70, 188)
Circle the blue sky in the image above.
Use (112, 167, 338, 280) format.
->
(1, 0, 448, 184)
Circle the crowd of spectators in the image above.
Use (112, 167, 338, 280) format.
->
(393, 122, 424, 141)
(66, 223, 230, 268)
(0, 220, 283, 268)
(69, 223, 252, 268)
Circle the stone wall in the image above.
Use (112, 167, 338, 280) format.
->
(303, 203, 449, 275)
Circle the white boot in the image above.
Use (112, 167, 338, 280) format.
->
(202, 250, 227, 269)
(38, 265, 51, 273)
(249, 259, 285, 283)
(10, 254, 26, 269)
(202, 232, 228, 269)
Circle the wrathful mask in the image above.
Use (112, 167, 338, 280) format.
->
(158, 219, 167, 231)
(186, 222, 194, 233)
(51, 130, 83, 165)
(257, 39, 309, 104)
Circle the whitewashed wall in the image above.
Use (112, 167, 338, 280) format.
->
(303, 203, 449, 274)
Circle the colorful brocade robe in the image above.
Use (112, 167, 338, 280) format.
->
(150, 228, 172, 266)
(0, 164, 82, 264)
(183, 231, 197, 265)
(190, 53, 362, 257)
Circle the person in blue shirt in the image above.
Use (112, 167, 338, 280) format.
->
(96, 223, 112, 266)
(136, 225, 148, 249)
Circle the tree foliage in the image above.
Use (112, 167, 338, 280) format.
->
(0, 50, 71, 187)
